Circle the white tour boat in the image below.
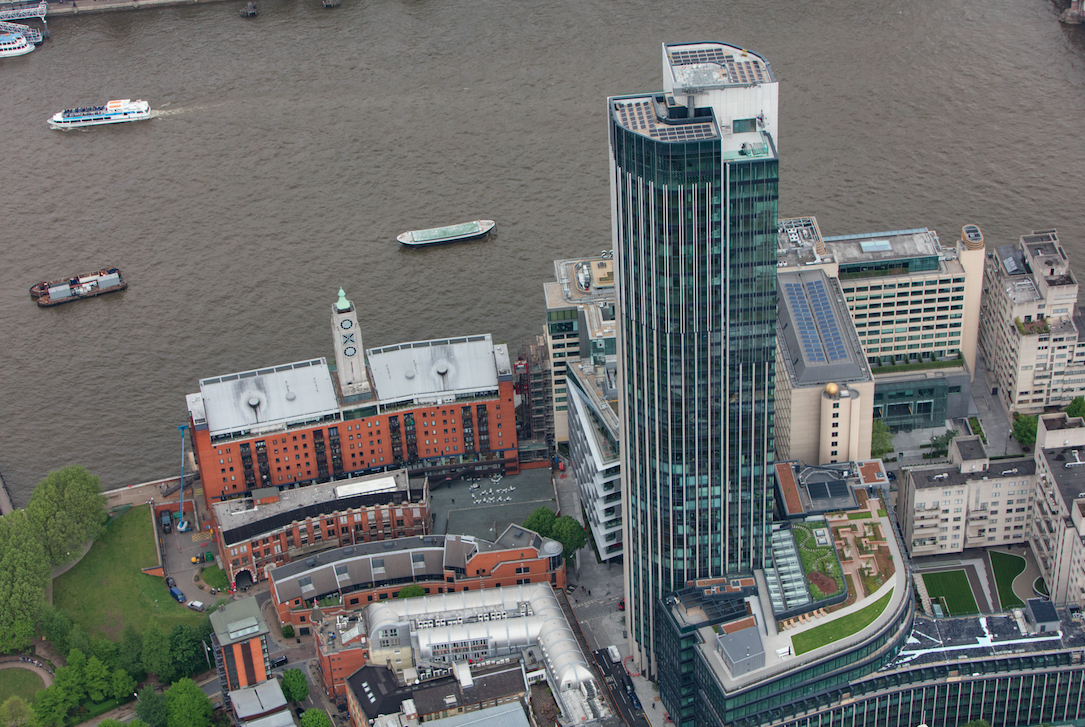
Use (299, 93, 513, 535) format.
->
(48, 99, 151, 129)
(0, 32, 34, 58)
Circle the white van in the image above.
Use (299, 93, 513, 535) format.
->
(607, 645, 621, 664)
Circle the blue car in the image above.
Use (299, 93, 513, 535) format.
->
(630, 693, 642, 710)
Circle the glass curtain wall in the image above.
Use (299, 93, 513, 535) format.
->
(612, 110, 778, 665)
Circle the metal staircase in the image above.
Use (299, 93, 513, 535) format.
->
(0, 19, 41, 43)
(0, 1, 46, 22)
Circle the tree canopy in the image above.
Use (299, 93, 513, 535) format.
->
(30, 686, 70, 727)
(523, 507, 557, 538)
(142, 619, 172, 680)
(550, 516, 587, 563)
(1013, 415, 1038, 449)
(0, 695, 33, 727)
(0, 508, 50, 652)
(26, 465, 107, 566)
(870, 420, 894, 459)
(1067, 397, 1085, 420)
(135, 686, 168, 727)
(395, 584, 426, 599)
(300, 709, 333, 727)
(281, 668, 310, 704)
(165, 678, 213, 727)
(930, 430, 958, 457)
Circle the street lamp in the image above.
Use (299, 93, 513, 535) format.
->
(202, 640, 212, 668)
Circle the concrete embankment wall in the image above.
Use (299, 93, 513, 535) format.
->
(45, 0, 227, 17)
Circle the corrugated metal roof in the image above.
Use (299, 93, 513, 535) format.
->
(366, 336, 500, 405)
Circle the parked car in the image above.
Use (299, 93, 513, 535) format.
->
(188, 601, 205, 612)
(169, 587, 186, 603)
(618, 597, 625, 611)
(630, 693, 642, 710)
(270, 654, 289, 668)
(607, 645, 621, 664)
(165, 576, 176, 588)
(159, 511, 172, 534)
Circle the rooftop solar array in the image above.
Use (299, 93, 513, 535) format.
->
(806, 278, 849, 362)
(667, 49, 769, 85)
(805, 480, 850, 500)
(613, 99, 718, 142)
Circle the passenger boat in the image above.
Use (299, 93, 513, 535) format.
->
(239, 2, 257, 16)
(0, 32, 33, 58)
(31, 268, 128, 307)
(48, 99, 151, 129)
(397, 219, 495, 247)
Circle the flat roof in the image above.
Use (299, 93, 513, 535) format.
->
(777, 270, 870, 386)
(907, 457, 1035, 490)
(664, 42, 774, 90)
(422, 702, 530, 727)
(955, 438, 988, 461)
(820, 228, 941, 265)
(193, 358, 341, 439)
(210, 597, 269, 647)
(366, 335, 504, 406)
(1041, 447, 1085, 518)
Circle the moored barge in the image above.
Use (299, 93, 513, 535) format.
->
(31, 268, 127, 307)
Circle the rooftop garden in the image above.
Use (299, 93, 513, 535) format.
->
(1016, 317, 1050, 335)
(792, 589, 894, 655)
(868, 355, 964, 375)
(792, 522, 845, 601)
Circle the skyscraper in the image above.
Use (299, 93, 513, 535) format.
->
(610, 42, 779, 672)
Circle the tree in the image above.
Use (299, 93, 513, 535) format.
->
(26, 465, 107, 566)
(929, 430, 958, 457)
(38, 605, 73, 656)
(67, 623, 92, 657)
(169, 623, 209, 679)
(300, 709, 332, 727)
(523, 507, 557, 538)
(135, 686, 168, 727)
(0, 695, 33, 727)
(1067, 397, 1085, 420)
(1013, 415, 1038, 449)
(30, 686, 71, 727)
(164, 678, 213, 727)
(550, 516, 587, 563)
(119, 624, 146, 681)
(111, 667, 137, 702)
(54, 651, 86, 706)
(0, 509, 50, 652)
(281, 668, 310, 704)
(395, 584, 425, 599)
(870, 419, 894, 459)
(84, 655, 111, 703)
(91, 634, 119, 670)
(142, 619, 173, 680)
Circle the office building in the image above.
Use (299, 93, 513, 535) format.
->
(979, 229, 1085, 414)
(777, 218, 983, 431)
(775, 268, 874, 464)
(211, 469, 429, 587)
(610, 41, 780, 673)
(658, 462, 912, 726)
(209, 597, 271, 697)
(543, 255, 617, 444)
(897, 436, 1034, 557)
(187, 290, 519, 509)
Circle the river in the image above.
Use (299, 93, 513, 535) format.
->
(2, 0, 1084, 503)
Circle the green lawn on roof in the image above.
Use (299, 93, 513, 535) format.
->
(989, 550, 1026, 609)
(53, 505, 205, 639)
(922, 570, 978, 615)
(792, 590, 894, 655)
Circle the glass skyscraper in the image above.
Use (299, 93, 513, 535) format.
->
(609, 42, 779, 672)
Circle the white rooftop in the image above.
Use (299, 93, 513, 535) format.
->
(192, 358, 340, 439)
(366, 335, 503, 406)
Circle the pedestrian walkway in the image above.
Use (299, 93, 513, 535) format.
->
(0, 658, 53, 687)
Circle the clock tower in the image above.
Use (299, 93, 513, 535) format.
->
(331, 288, 372, 402)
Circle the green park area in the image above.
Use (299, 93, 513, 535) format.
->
(0, 667, 44, 703)
(54, 505, 204, 638)
(791, 522, 845, 600)
(922, 570, 979, 615)
(989, 550, 1026, 609)
(792, 590, 894, 655)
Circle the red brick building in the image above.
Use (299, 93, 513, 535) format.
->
(187, 321, 519, 511)
(211, 469, 429, 587)
(266, 527, 567, 632)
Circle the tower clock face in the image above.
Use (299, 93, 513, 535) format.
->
(340, 319, 354, 330)
(344, 346, 357, 357)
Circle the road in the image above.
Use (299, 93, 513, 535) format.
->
(592, 650, 652, 727)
